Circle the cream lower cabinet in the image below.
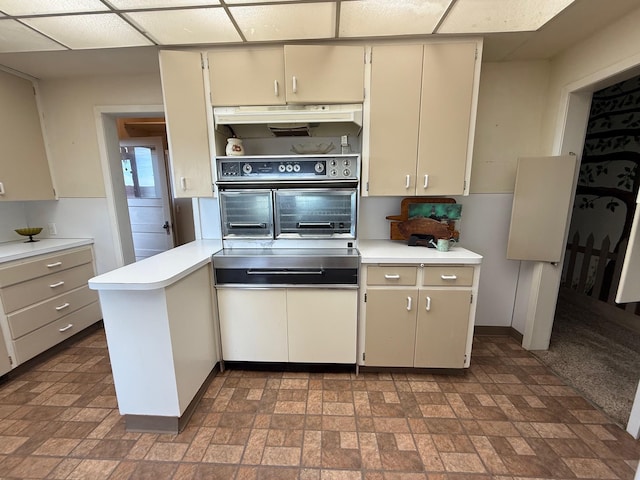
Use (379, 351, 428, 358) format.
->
(366, 41, 480, 196)
(363, 265, 475, 368)
(208, 45, 365, 106)
(217, 288, 357, 363)
(0, 246, 101, 367)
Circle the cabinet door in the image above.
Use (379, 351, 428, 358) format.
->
(287, 289, 357, 363)
(414, 289, 471, 368)
(216, 289, 288, 362)
(364, 289, 417, 367)
(417, 42, 477, 196)
(159, 50, 213, 198)
(284, 45, 365, 104)
(0, 71, 54, 201)
(208, 48, 286, 106)
(367, 45, 423, 196)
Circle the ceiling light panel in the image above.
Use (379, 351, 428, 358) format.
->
(22, 14, 153, 49)
(224, 0, 302, 3)
(126, 8, 240, 44)
(0, 19, 66, 52)
(0, 0, 108, 16)
(108, 0, 219, 9)
(340, 0, 451, 37)
(230, 2, 335, 42)
(438, 0, 576, 33)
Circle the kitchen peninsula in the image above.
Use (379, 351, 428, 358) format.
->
(88, 238, 481, 432)
(88, 239, 222, 433)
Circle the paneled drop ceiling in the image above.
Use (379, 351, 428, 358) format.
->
(0, 0, 639, 79)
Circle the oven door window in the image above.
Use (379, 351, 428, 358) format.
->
(220, 190, 274, 238)
(275, 189, 356, 239)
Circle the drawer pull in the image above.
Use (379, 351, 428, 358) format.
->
(440, 275, 458, 281)
(384, 274, 400, 280)
(47, 261, 63, 268)
(425, 296, 432, 311)
(406, 296, 412, 311)
(59, 323, 73, 332)
(405, 174, 411, 189)
(49, 281, 65, 288)
(274, 79, 279, 97)
(55, 302, 70, 311)
(423, 174, 429, 189)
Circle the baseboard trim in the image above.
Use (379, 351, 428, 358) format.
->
(124, 363, 220, 434)
(475, 325, 523, 342)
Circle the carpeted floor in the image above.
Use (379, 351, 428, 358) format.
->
(532, 290, 640, 428)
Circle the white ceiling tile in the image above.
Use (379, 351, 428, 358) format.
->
(126, 8, 240, 44)
(339, 0, 451, 37)
(22, 13, 153, 49)
(108, 0, 220, 9)
(224, 0, 301, 3)
(438, 0, 576, 33)
(0, 19, 65, 52)
(0, 0, 108, 16)
(230, 2, 335, 41)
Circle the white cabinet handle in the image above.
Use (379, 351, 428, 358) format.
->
(441, 275, 458, 280)
(49, 281, 65, 288)
(423, 174, 429, 188)
(292, 75, 298, 93)
(425, 296, 432, 311)
(274, 80, 279, 97)
(406, 296, 412, 311)
(59, 323, 73, 332)
(180, 177, 187, 191)
(384, 274, 400, 280)
(47, 261, 62, 268)
(55, 302, 70, 311)
(405, 175, 411, 189)
(0, 182, 4, 195)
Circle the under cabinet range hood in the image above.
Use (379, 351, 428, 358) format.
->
(213, 104, 363, 138)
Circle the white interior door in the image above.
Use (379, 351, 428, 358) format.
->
(616, 191, 640, 303)
(120, 137, 174, 261)
(507, 155, 579, 262)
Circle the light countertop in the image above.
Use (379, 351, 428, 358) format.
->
(89, 239, 223, 291)
(357, 239, 482, 264)
(0, 238, 94, 264)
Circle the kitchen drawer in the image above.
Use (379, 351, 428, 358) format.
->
(422, 266, 474, 286)
(367, 266, 417, 286)
(0, 247, 93, 288)
(7, 285, 98, 339)
(13, 301, 101, 365)
(0, 263, 95, 313)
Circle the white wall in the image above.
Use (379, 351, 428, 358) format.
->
(0, 202, 28, 243)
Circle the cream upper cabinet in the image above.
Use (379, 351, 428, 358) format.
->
(366, 42, 480, 196)
(208, 45, 365, 106)
(208, 47, 286, 106)
(283, 45, 364, 104)
(159, 50, 213, 198)
(0, 70, 54, 201)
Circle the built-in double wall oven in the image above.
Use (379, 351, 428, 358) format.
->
(216, 154, 360, 240)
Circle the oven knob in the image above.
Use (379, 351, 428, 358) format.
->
(329, 159, 337, 167)
(343, 159, 351, 167)
(314, 162, 325, 173)
(278, 164, 286, 173)
(330, 169, 338, 177)
(293, 164, 301, 172)
(343, 168, 351, 177)
(242, 163, 252, 174)
(285, 164, 293, 172)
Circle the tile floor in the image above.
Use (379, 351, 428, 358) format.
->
(0, 327, 638, 479)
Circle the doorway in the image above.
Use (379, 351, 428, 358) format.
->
(94, 105, 195, 267)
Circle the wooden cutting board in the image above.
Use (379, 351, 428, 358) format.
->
(386, 197, 459, 241)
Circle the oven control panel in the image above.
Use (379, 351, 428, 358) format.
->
(217, 155, 359, 182)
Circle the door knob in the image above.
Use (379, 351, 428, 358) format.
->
(162, 221, 170, 235)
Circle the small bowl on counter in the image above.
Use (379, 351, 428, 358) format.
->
(15, 227, 43, 242)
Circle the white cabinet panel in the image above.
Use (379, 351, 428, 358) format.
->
(507, 155, 578, 262)
(287, 289, 357, 363)
(217, 289, 288, 362)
